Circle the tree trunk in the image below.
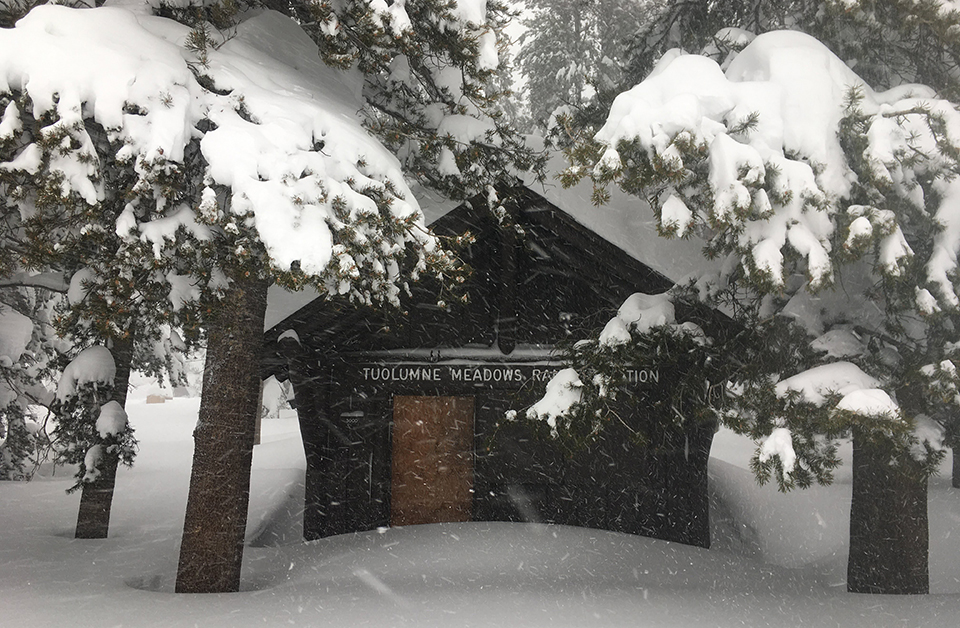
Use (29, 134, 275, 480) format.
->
(75, 329, 135, 539)
(847, 431, 929, 594)
(176, 269, 269, 594)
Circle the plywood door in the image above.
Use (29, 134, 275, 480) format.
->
(391, 396, 474, 526)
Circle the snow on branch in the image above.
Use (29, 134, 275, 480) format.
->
(525, 368, 583, 435)
(96, 400, 128, 439)
(584, 30, 960, 305)
(56, 345, 115, 401)
(0, 6, 434, 294)
(0, 306, 33, 370)
(520, 291, 714, 447)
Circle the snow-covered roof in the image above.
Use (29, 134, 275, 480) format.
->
(266, 152, 713, 329)
(418, 150, 711, 281)
(520, 152, 712, 282)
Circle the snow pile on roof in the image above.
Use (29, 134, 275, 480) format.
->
(0, 6, 428, 282)
(523, 151, 714, 283)
(809, 328, 865, 359)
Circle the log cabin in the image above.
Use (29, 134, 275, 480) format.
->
(261, 181, 720, 548)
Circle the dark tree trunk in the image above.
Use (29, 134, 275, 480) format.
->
(75, 329, 135, 539)
(848, 431, 929, 594)
(176, 269, 269, 594)
(940, 411, 960, 489)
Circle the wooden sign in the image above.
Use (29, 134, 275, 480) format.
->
(349, 362, 661, 390)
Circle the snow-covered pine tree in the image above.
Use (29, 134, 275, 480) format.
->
(295, 0, 546, 200)
(623, 0, 817, 85)
(560, 28, 960, 594)
(815, 0, 960, 492)
(0, 52, 81, 484)
(514, 0, 645, 135)
(516, 0, 596, 132)
(0, 2, 488, 593)
(625, 0, 960, 102)
(51, 345, 136, 495)
(0, 0, 220, 536)
(0, 285, 62, 479)
(805, 0, 960, 102)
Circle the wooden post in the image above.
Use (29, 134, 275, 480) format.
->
(254, 382, 263, 446)
(496, 204, 518, 355)
(954, 443, 960, 490)
(280, 335, 329, 540)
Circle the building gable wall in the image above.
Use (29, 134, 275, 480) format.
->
(265, 186, 714, 548)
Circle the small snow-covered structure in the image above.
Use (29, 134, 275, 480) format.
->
(263, 182, 724, 547)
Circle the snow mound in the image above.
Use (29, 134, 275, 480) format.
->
(3, 405, 960, 626)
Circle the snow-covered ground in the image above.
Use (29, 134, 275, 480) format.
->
(3, 382, 960, 627)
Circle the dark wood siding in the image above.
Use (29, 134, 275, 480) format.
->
(266, 185, 719, 548)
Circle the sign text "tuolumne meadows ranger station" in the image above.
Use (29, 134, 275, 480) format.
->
(353, 363, 660, 388)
